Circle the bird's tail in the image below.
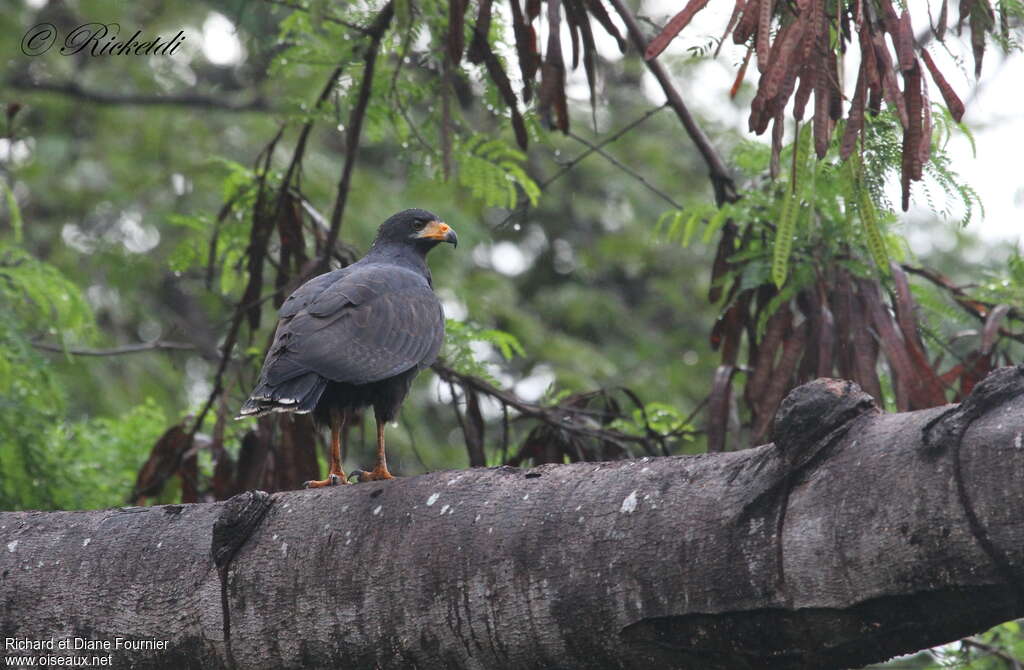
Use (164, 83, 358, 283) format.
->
(236, 372, 327, 419)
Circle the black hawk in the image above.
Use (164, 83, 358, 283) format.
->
(238, 209, 457, 486)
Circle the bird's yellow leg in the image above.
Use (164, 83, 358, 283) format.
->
(304, 409, 350, 488)
(355, 416, 395, 482)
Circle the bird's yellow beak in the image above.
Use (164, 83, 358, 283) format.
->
(416, 220, 458, 247)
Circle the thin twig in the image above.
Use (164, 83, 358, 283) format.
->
(32, 340, 195, 356)
(261, 0, 372, 34)
(441, 58, 454, 180)
(321, 1, 396, 272)
(496, 104, 668, 228)
(400, 408, 431, 472)
(8, 75, 269, 112)
(501, 403, 510, 464)
(902, 264, 1024, 345)
(432, 362, 691, 450)
(388, 19, 436, 156)
(541, 104, 667, 190)
(962, 637, 1024, 670)
(210, 289, 283, 331)
(567, 130, 682, 209)
(273, 64, 345, 231)
(205, 187, 252, 290)
(447, 380, 471, 452)
(606, 0, 738, 205)
(186, 307, 246, 444)
(239, 127, 286, 328)
(290, 188, 361, 263)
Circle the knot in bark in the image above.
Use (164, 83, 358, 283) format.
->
(211, 490, 273, 569)
(922, 365, 1024, 453)
(773, 378, 878, 465)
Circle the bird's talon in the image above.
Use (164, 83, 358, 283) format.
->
(355, 467, 395, 482)
(303, 473, 349, 488)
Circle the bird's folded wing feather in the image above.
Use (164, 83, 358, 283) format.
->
(263, 267, 444, 387)
(277, 268, 350, 319)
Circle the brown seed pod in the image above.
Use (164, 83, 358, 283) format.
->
(756, 0, 775, 72)
(793, 66, 814, 120)
(900, 65, 923, 209)
(896, 10, 916, 72)
(918, 75, 932, 168)
(716, 0, 748, 56)
(840, 59, 867, 160)
(646, 0, 713, 60)
(734, 0, 762, 44)
(969, 0, 994, 78)
(771, 107, 785, 178)
(874, 34, 909, 128)
(920, 49, 964, 122)
(584, 0, 626, 51)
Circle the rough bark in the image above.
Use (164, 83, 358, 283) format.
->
(3, 369, 1024, 670)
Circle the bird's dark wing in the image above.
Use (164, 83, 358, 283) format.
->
(262, 265, 444, 387)
(277, 267, 352, 319)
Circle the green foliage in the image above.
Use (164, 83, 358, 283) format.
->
(50, 399, 169, 510)
(973, 249, 1024, 308)
(657, 109, 977, 301)
(3, 181, 22, 243)
(923, 106, 984, 226)
(0, 317, 64, 510)
(167, 160, 262, 296)
(0, 243, 94, 344)
(889, 620, 1024, 669)
(855, 170, 890, 276)
(0, 238, 176, 511)
(911, 281, 976, 334)
(442, 319, 525, 386)
(455, 136, 540, 208)
(992, 0, 1024, 52)
(611, 401, 694, 439)
(265, 0, 538, 213)
(772, 125, 810, 287)
(272, 6, 358, 71)
(755, 264, 816, 337)
(0, 235, 164, 511)
(0, 242, 93, 510)
(656, 200, 735, 248)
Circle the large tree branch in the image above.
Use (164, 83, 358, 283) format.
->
(3, 369, 1024, 669)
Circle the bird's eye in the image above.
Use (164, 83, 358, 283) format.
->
(414, 220, 426, 230)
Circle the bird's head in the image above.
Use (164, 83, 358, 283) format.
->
(373, 208, 458, 254)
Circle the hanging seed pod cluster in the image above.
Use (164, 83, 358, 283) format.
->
(447, 0, 627, 147)
(644, 0, 1003, 210)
